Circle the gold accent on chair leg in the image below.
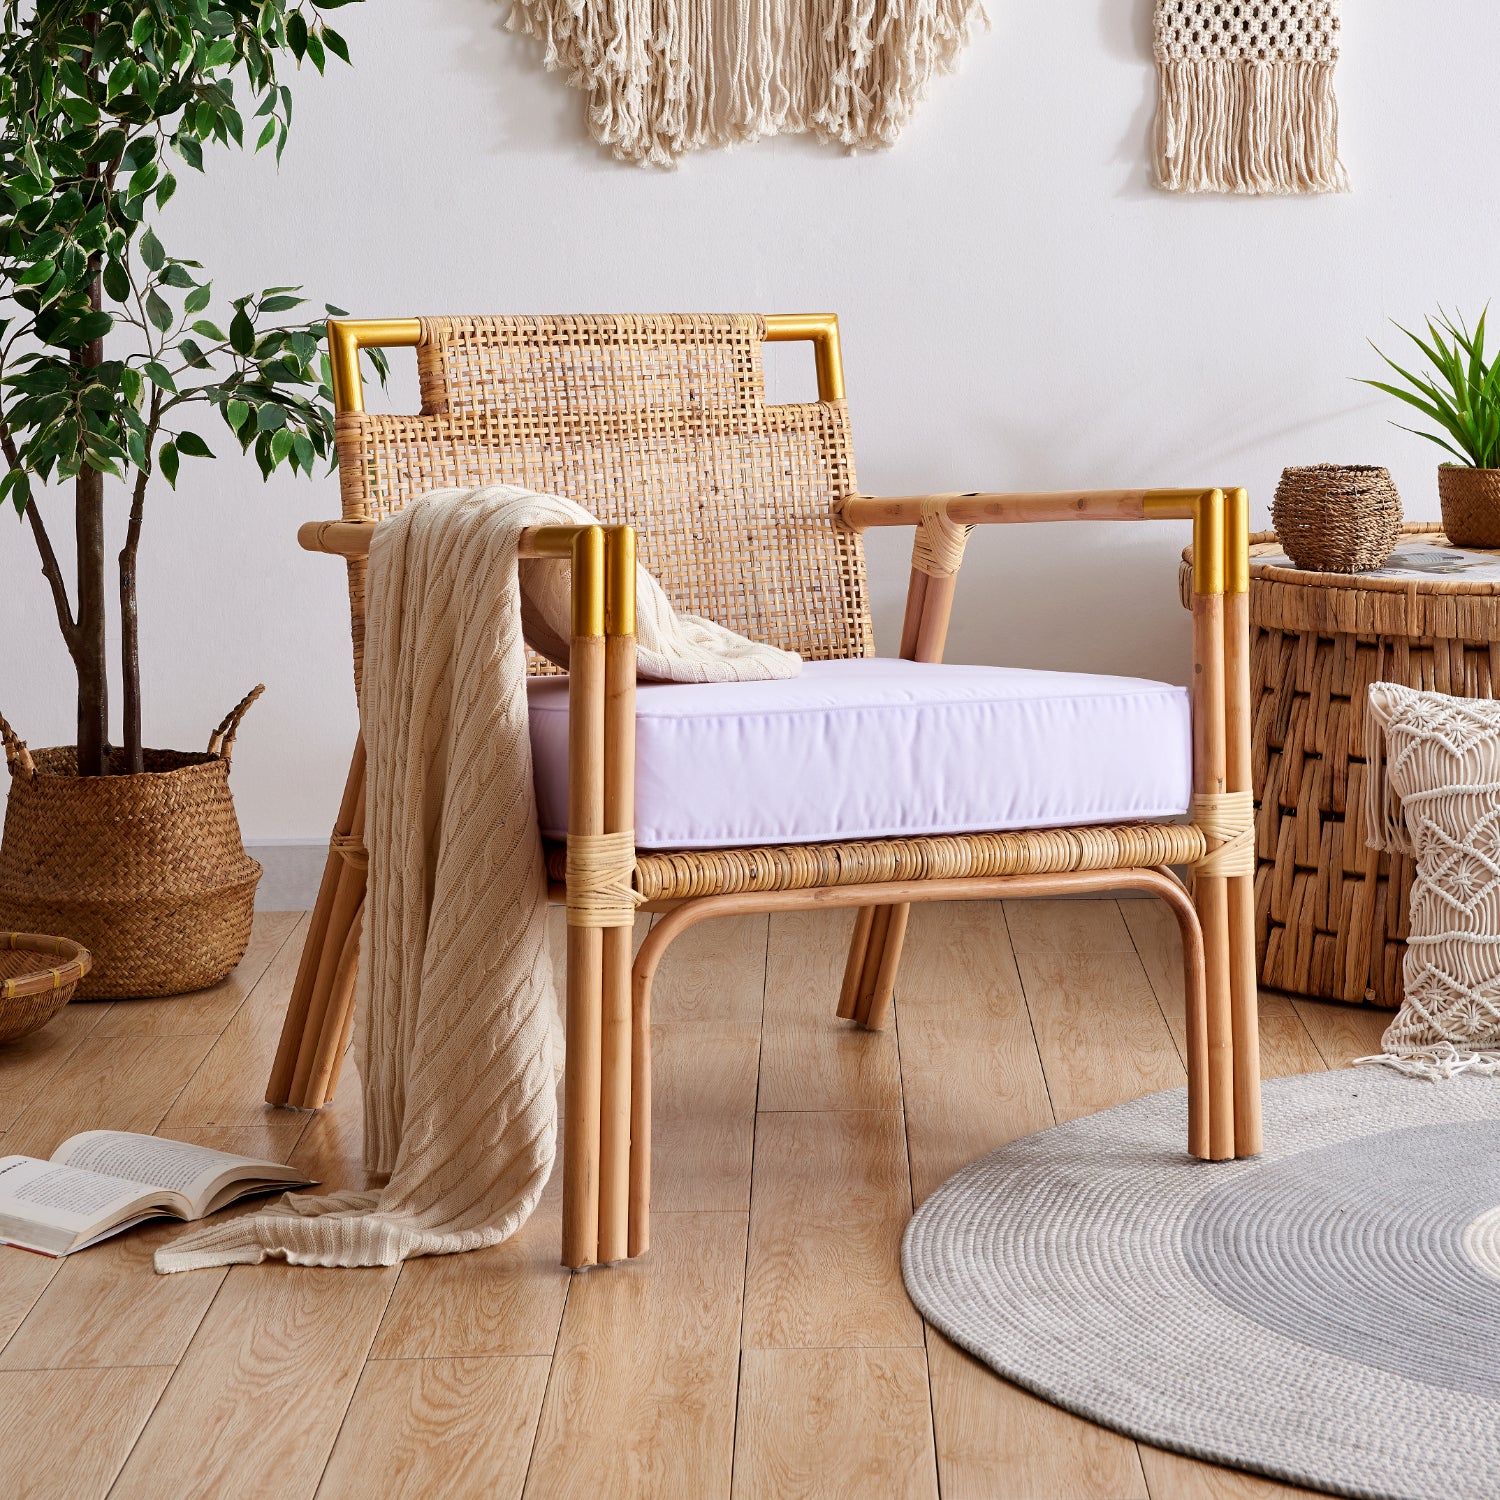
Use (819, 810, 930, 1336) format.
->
(1224, 488, 1262, 1157)
(563, 529, 607, 1271)
(267, 736, 367, 1107)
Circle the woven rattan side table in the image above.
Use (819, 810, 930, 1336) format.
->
(1183, 523, 1500, 1009)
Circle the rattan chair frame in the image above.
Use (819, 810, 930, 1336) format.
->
(266, 314, 1261, 1271)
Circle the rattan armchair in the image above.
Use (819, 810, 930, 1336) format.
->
(267, 314, 1261, 1271)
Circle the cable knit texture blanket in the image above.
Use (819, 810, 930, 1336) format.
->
(156, 485, 798, 1273)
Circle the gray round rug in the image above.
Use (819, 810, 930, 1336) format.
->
(903, 1068, 1500, 1500)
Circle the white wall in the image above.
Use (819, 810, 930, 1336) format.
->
(3, 0, 1495, 842)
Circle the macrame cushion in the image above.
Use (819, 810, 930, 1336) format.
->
(528, 658, 1191, 849)
(1364, 683, 1500, 1078)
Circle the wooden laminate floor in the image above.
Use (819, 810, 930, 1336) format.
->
(0, 898, 1387, 1500)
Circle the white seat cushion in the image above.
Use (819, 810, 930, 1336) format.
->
(528, 658, 1192, 850)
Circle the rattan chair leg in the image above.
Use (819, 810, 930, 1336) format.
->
(1224, 520, 1263, 1158)
(303, 895, 364, 1108)
(837, 906, 876, 1020)
(1159, 865, 1211, 1158)
(1192, 588, 1236, 1162)
(288, 776, 367, 1109)
(563, 629, 606, 1271)
(266, 737, 365, 1107)
(852, 904, 894, 1025)
(597, 579, 637, 1263)
(861, 902, 910, 1032)
(628, 952, 652, 1260)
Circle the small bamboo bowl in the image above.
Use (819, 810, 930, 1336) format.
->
(0, 933, 91, 1044)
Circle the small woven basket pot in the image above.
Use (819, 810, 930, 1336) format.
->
(0, 688, 264, 1000)
(1438, 466, 1500, 549)
(1272, 465, 1403, 574)
(0, 933, 91, 1043)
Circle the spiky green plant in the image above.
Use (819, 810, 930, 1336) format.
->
(1362, 307, 1500, 473)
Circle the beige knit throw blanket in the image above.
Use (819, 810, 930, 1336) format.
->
(155, 485, 798, 1274)
(1155, 0, 1348, 194)
(508, 0, 988, 166)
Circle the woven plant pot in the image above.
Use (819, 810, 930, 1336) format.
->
(1438, 466, 1500, 549)
(0, 689, 264, 1000)
(0, 933, 91, 1043)
(1271, 465, 1403, 574)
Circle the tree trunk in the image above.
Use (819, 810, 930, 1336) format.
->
(74, 461, 108, 775)
(74, 255, 108, 776)
(119, 469, 146, 773)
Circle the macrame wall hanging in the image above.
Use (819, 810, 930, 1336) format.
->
(1154, 0, 1349, 194)
(507, 0, 988, 167)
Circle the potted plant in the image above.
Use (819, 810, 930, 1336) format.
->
(1364, 308, 1500, 549)
(0, 2, 371, 998)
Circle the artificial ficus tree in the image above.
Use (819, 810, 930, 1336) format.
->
(1, 1, 381, 776)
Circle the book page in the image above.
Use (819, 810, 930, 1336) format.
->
(52, 1132, 286, 1210)
(0, 1157, 158, 1233)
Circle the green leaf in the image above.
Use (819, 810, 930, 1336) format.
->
(230, 307, 255, 356)
(140, 228, 165, 272)
(225, 398, 250, 432)
(143, 361, 178, 393)
(192, 320, 227, 342)
(155, 174, 178, 211)
(255, 117, 276, 151)
(287, 13, 309, 59)
(146, 288, 174, 333)
(102, 258, 131, 303)
(160, 264, 196, 290)
(175, 430, 214, 458)
(321, 28, 351, 65)
(184, 284, 212, 316)
(259, 294, 304, 312)
(159, 441, 179, 487)
(271, 426, 294, 464)
(257, 401, 287, 432)
(120, 366, 143, 407)
(18, 259, 55, 286)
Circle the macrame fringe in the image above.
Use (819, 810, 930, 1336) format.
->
(507, 0, 988, 166)
(1155, 59, 1348, 195)
(1355, 1043, 1500, 1083)
(1363, 683, 1414, 856)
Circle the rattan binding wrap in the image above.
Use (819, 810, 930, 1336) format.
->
(546, 822, 1205, 904)
(336, 315, 872, 686)
(1182, 524, 1500, 1008)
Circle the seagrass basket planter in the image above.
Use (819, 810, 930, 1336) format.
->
(1438, 465, 1500, 549)
(1183, 525, 1500, 1010)
(0, 691, 263, 1000)
(0, 932, 91, 1043)
(1271, 465, 1402, 574)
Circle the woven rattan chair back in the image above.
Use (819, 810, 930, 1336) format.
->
(335, 314, 873, 679)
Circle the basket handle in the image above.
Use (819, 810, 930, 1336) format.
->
(207, 684, 265, 764)
(0, 707, 36, 781)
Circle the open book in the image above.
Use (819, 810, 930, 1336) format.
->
(0, 1131, 315, 1256)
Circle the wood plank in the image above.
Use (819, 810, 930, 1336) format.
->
(0, 1122, 303, 1372)
(896, 902, 1052, 1205)
(1289, 996, 1390, 1070)
(2, 1033, 217, 1160)
(1004, 896, 1136, 956)
(757, 908, 901, 1113)
(525, 1210, 745, 1499)
(0, 996, 113, 1132)
(926, 1332, 1148, 1500)
(318, 1355, 549, 1500)
(0, 1242, 61, 1351)
(1139, 1444, 1326, 1499)
(370, 1170, 568, 1360)
(160, 913, 311, 1131)
(1011, 923, 1184, 1124)
(651, 1021, 760, 1213)
(742, 1109, 920, 1350)
(92, 910, 300, 1038)
(111, 1257, 398, 1499)
(0, 1365, 171, 1499)
(1120, 899, 1326, 1080)
(732, 1347, 938, 1499)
